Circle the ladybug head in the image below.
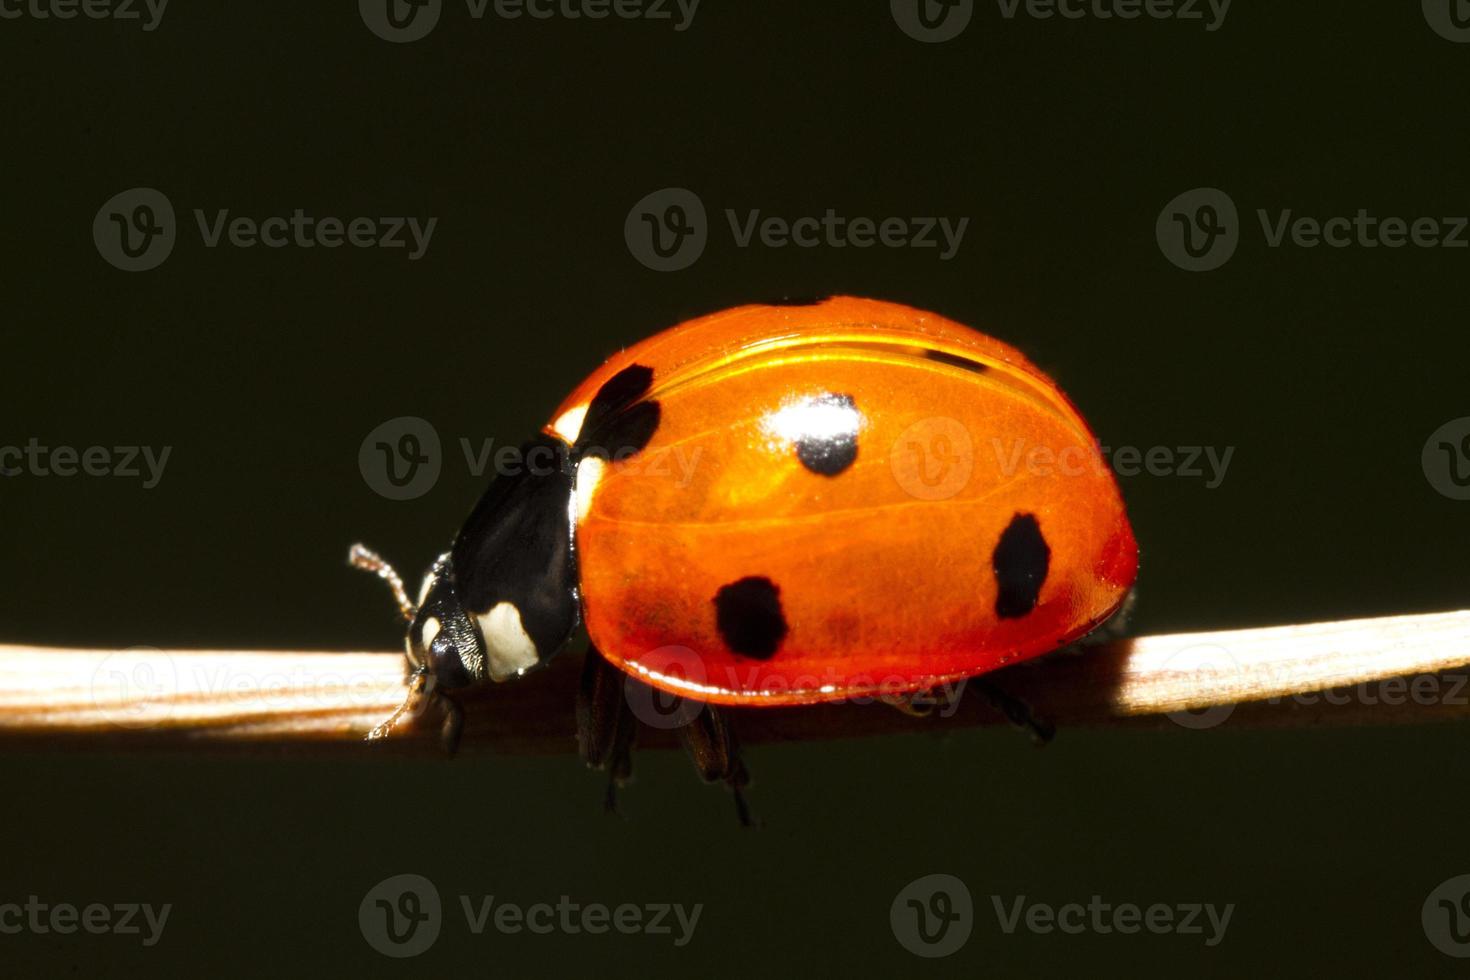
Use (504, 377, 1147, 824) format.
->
(348, 544, 488, 740)
(405, 554, 486, 692)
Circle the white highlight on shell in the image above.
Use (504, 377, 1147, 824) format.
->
(419, 616, 441, 649)
(552, 404, 589, 444)
(762, 394, 861, 446)
(575, 455, 606, 524)
(475, 602, 540, 681)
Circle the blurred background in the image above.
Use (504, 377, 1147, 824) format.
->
(5, 1, 1470, 975)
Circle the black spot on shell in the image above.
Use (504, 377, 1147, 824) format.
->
(582, 401, 661, 462)
(793, 392, 859, 477)
(761, 295, 830, 307)
(577, 363, 659, 459)
(713, 577, 789, 659)
(992, 513, 1050, 619)
(925, 349, 989, 373)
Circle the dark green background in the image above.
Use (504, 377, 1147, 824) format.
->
(5, 1, 1470, 976)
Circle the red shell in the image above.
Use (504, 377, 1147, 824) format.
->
(548, 297, 1137, 705)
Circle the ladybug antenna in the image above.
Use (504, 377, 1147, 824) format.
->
(366, 666, 430, 741)
(349, 543, 417, 623)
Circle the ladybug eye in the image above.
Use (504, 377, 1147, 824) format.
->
(430, 634, 459, 664)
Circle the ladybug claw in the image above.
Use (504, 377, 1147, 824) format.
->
(972, 678, 1055, 746)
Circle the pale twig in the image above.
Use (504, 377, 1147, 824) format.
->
(2, 608, 1469, 754)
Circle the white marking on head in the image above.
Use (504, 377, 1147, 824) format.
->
(552, 404, 589, 444)
(475, 602, 540, 681)
(417, 573, 436, 607)
(575, 455, 606, 524)
(419, 615, 441, 650)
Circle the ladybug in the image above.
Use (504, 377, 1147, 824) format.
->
(353, 296, 1137, 819)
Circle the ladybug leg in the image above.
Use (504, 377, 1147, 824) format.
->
(576, 645, 638, 815)
(677, 705, 755, 828)
(970, 678, 1055, 745)
(438, 693, 465, 756)
(879, 687, 959, 718)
